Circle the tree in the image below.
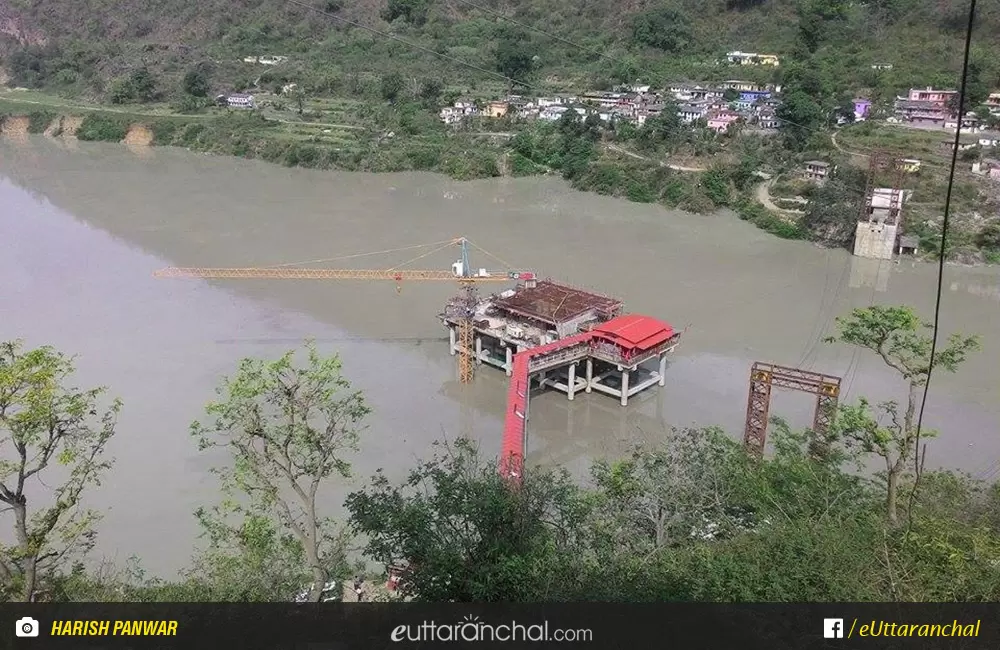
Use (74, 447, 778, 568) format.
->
(776, 90, 823, 148)
(825, 306, 980, 524)
(346, 439, 589, 601)
(382, 0, 429, 25)
(418, 78, 443, 105)
(630, 7, 692, 52)
(190, 344, 370, 602)
(182, 64, 211, 98)
(128, 67, 156, 103)
(495, 38, 533, 89)
(636, 105, 682, 152)
(380, 72, 404, 103)
(975, 221, 1000, 251)
(289, 88, 306, 115)
(0, 341, 121, 601)
(726, 0, 767, 9)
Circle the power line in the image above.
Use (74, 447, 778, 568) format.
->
(912, 0, 978, 468)
(284, 0, 531, 90)
(448, 0, 624, 68)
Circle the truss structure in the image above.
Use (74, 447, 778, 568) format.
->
(743, 362, 842, 458)
(858, 150, 906, 226)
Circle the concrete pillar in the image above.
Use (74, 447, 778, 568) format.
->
(658, 353, 667, 387)
(620, 369, 630, 407)
(585, 358, 593, 393)
(449, 327, 456, 355)
(505, 346, 513, 376)
(567, 362, 576, 401)
(475, 336, 482, 365)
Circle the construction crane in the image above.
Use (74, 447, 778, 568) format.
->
(153, 237, 535, 383)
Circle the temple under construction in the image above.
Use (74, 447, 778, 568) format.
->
(440, 278, 682, 481)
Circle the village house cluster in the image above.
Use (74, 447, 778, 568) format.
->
(890, 86, 1000, 130)
(439, 80, 785, 134)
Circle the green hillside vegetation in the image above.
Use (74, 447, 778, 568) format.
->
(3, 0, 998, 102)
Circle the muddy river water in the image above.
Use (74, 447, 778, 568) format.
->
(1, 137, 998, 576)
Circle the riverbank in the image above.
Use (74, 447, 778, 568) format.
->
(0, 93, 806, 241)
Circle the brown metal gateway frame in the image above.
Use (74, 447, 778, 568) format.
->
(743, 362, 841, 458)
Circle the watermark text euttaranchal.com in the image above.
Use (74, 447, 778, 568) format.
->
(390, 616, 592, 643)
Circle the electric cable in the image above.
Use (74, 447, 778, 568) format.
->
(912, 0, 978, 467)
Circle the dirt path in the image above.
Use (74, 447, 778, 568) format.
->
(605, 143, 707, 172)
(756, 178, 805, 214)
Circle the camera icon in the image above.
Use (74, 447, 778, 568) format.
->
(15, 617, 39, 638)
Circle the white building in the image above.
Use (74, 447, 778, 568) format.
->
(220, 93, 255, 109)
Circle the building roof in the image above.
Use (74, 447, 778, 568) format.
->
(492, 280, 623, 326)
(805, 160, 830, 167)
(594, 314, 676, 352)
(899, 235, 920, 248)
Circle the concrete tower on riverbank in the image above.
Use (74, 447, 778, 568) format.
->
(853, 151, 908, 261)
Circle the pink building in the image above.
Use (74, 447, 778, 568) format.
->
(707, 111, 741, 133)
(908, 87, 958, 104)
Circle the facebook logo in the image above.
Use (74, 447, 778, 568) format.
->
(824, 619, 844, 638)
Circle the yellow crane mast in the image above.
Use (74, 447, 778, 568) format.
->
(152, 237, 534, 383)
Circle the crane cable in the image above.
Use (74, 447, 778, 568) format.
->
(912, 0, 978, 497)
(265, 238, 457, 267)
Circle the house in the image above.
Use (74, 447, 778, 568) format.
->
(635, 103, 665, 126)
(739, 89, 771, 102)
(281, 83, 298, 94)
(726, 52, 778, 66)
(897, 235, 919, 255)
(483, 101, 509, 118)
(897, 158, 921, 173)
(218, 93, 255, 109)
(536, 96, 566, 108)
(979, 138, 999, 148)
(871, 63, 893, 71)
(243, 55, 288, 65)
(581, 91, 622, 109)
(757, 111, 780, 129)
(972, 159, 1000, 179)
(706, 111, 741, 133)
(722, 80, 759, 92)
(894, 100, 951, 126)
(439, 100, 479, 125)
(908, 86, 958, 104)
(726, 51, 756, 65)
(804, 160, 830, 182)
(539, 105, 570, 121)
(853, 98, 872, 121)
(944, 113, 980, 131)
(688, 86, 724, 101)
(678, 103, 710, 124)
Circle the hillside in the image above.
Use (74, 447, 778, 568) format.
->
(1, 0, 998, 102)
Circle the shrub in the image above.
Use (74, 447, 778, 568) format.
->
(75, 114, 128, 141)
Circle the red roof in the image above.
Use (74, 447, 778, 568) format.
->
(594, 314, 675, 352)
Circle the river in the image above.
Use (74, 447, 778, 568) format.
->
(1, 136, 998, 577)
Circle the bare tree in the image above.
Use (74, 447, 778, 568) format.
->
(0, 341, 120, 601)
(191, 343, 370, 602)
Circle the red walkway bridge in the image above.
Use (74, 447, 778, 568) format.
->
(499, 314, 679, 482)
